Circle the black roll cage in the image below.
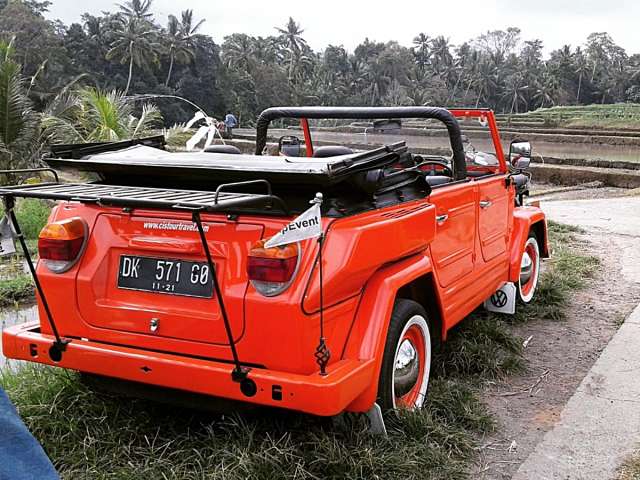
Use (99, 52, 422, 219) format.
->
(255, 106, 467, 180)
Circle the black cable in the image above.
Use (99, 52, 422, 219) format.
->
(192, 211, 248, 381)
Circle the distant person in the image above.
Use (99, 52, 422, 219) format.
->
(224, 111, 238, 139)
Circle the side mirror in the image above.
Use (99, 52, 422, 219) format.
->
(278, 135, 301, 157)
(509, 140, 532, 170)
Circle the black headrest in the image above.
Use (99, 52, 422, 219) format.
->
(204, 145, 242, 154)
(312, 146, 354, 158)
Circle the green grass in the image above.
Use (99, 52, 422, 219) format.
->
(0, 220, 599, 479)
(0, 274, 34, 307)
(1, 366, 490, 480)
(498, 104, 640, 129)
(0, 198, 49, 306)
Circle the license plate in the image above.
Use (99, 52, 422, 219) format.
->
(117, 255, 214, 298)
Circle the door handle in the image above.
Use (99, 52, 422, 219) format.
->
(436, 214, 448, 224)
(480, 200, 492, 209)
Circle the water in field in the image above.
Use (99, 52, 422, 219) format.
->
(245, 128, 640, 163)
(0, 304, 37, 370)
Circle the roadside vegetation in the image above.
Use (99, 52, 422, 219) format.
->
(501, 104, 640, 130)
(0, 198, 50, 306)
(0, 221, 599, 479)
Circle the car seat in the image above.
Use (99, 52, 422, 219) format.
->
(312, 146, 354, 158)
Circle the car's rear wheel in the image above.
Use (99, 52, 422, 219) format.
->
(377, 299, 432, 411)
(518, 233, 540, 303)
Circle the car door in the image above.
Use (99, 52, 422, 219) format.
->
(428, 181, 477, 288)
(475, 175, 510, 262)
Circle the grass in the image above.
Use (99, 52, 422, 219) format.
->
(1, 366, 489, 480)
(0, 198, 50, 306)
(0, 221, 599, 479)
(498, 104, 640, 129)
(0, 274, 34, 307)
(14, 198, 52, 241)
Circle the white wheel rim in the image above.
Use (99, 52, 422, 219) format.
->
(391, 314, 431, 409)
(519, 237, 540, 303)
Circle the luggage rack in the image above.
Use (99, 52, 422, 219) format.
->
(0, 179, 289, 214)
(0, 177, 287, 393)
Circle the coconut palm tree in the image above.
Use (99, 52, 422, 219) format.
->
(574, 48, 590, 103)
(164, 11, 204, 87)
(106, 16, 160, 95)
(179, 9, 205, 41)
(275, 17, 307, 82)
(118, 0, 154, 22)
(430, 36, 453, 76)
(222, 33, 255, 72)
(0, 39, 41, 172)
(412, 33, 431, 74)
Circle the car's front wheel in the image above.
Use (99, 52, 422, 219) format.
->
(518, 233, 540, 303)
(377, 299, 432, 411)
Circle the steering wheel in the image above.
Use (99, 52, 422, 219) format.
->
(417, 160, 454, 178)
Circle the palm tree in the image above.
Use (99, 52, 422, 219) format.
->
(574, 48, 589, 103)
(42, 88, 162, 143)
(275, 17, 307, 81)
(118, 0, 154, 22)
(412, 33, 431, 74)
(164, 10, 204, 86)
(179, 9, 205, 41)
(106, 16, 160, 95)
(534, 74, 558, 108)
(0, 39, 41, 172)
(431, 36, 453, 76)
(222, 34, 255, 72)
(474, 58, 497, 108)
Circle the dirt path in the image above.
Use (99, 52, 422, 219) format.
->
(475, 195, 640, 479)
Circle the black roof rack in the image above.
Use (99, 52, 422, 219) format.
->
(0, 180, 288, 214)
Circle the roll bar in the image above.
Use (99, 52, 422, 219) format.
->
(255, 106, 467, 180)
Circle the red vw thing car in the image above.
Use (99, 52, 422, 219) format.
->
(1, 107, 548, 425)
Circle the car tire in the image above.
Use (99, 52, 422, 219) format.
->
(377, 299, 432, 411)
(517, 233, 540, 303)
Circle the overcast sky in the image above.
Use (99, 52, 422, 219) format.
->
(45, 0, 640, 55)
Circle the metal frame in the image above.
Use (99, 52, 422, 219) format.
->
(0, 182, 288, 214)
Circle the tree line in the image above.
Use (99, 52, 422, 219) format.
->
(1, 0, 640, 127)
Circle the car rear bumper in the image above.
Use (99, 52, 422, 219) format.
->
(2, 323, 375, 416)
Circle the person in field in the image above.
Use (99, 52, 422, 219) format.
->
(224, 111, 238, 139)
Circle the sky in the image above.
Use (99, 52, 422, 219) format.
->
(45, 0, 640, 55)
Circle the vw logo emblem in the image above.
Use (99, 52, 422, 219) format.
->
(491, 290, 508, 308)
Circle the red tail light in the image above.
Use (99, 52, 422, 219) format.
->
(38, 217, 88, 273)
(247, 240, 299, 296)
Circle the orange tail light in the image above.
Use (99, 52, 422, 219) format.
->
(38, 217, 88, 273)
(247, 239, 299, 296)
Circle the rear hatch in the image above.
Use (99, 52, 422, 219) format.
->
(76, 212, 264, 345)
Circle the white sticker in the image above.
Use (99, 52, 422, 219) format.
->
(484, 282, 516, 315)
(0, 215, 16, 257)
